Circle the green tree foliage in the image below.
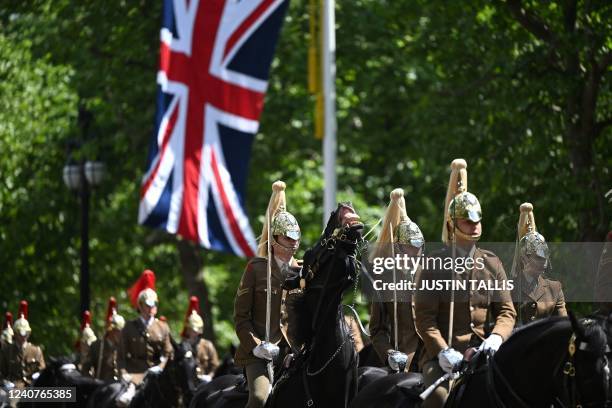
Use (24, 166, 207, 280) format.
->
(0, 0, 609, 356)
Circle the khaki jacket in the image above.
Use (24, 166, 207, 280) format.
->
(514, 275, 567, 325)
(369, 300, 420, 367)
(118, 317, 173, 382)
(82, 337, 120, 381)
(234, 257, 288, 367)
(413, 246, 516, 363)
(194, 338, 219, 376)
(0, 342, 45, 386)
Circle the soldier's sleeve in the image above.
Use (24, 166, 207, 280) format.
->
(36, 346, 45, 371)
(207, 341, 220, 375)
(413, 267, 448, 356)
(488, 255, 517, 340)
(160, 322, 174, 368)
(554, 281, 568, 317)
(80, 343, 94, 377)
(369, 302, 392, 361)
(234, 262, 261, 352)
(117, 325, 128, 373)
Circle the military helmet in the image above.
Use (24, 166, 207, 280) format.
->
(80, 310, 97, 347)
(517, 203, 549, 260)
(442, 159, 482, 244)
(448, 192, 482, 223)
(13, 300, 31, 337)
(138, 288, 158, 308)
(1, 312, 14, 344)
(395, 221, 425, 248)
(271, 210, 301, 241)
(257, 181, 301, 257)
(127, 269, 158, 309)
(182, 296, 204, 336)
(105, 297, 125, 331)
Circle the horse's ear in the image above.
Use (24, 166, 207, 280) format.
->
(568, 310, 585, 338)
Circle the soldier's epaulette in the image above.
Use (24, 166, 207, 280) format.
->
(246, 257, 267, 271)
(477, 248, 499, 258)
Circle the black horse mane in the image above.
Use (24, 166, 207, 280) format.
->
(500, 315, 608, 358)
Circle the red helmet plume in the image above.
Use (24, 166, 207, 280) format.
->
(127, 269, 156, 308)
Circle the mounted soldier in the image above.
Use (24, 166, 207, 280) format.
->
(0, 300, 45, 389)
(1, 312, 13, 351)
(413, 159, 516, 408)
(234, 180, 300, 408)
(77, 310, 97, 371)
(82, 297, 126, 381)
(180, 296, 219, 383)
(511, 203, 567, 325)
(369, 188, 425, 371)
(117, 269, 173, 405)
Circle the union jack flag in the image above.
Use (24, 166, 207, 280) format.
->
(139, 0, 289, 257)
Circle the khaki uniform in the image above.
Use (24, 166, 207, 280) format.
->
(369, 300, 419, 369)
(193, 338, 219, 376)
(82, 337, 120, 381)
(0, 342, 45, 388)
(344, 315, 365, 353)
(414, 247, 516, 408)
(513, 275, 567, 325)
(118, 317, 173, 384)
(234, 257, 289, 367)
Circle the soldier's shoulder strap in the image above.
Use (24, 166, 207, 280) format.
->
(477, 248, 499, 259)
(247, 257, 267, 270)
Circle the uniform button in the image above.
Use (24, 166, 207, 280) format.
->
(470, 322, 475, 328)
(470, 306, 474, 312)
(530, 316, 536, 321)
(531, 303, 536, 309)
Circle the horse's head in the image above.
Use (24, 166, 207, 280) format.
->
(32, 356, 76, 387)
(172, 338, 199, 399)
(568, 312, 611, 406)
(299, 203, 363, 337)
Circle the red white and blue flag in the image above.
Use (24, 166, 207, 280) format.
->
(139, 0, 289, 257)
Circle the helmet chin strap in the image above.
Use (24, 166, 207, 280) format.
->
(271, 236, 299, 257)
(449, 220, 481, 242)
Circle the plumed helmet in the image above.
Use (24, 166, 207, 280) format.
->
(517, 203, 549, 260)
(79, 310, 97, 347)
(105, 297, 125, 331)
(442, 159, 482, 244)
(2, 312, 14, 344)
(13, 300, 31, 337)
(257, 181, 301, 257)
(182, 296, 204, 336)
(371, 188, 424, 262)
(127, 269, 158, 309)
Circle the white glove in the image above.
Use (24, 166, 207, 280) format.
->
(148, 365, 163, 375)
(197, 374, 212, 383)
(3, 381, 14, 390)
(117, 383, 136, 407)
(121, 372, 132, 383)
(253, 342, 280, 361)
(478, 334, 503, 354)
(387, 350, 408, 372)
(438, 348, 463, 374)
(31, 372, 40, 381)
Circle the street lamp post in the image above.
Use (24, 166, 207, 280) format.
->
(63, 159, 105, 315)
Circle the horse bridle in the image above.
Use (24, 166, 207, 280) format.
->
(485, 331, 611, 408)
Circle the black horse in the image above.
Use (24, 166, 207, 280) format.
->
(18, 356, 104, 407)
(350, 314, 611, 408)
(191, 204, 363, 408)
(88, 337, 198, 408)
(268, 205, 363, 408)
(213, 345, 242, 377)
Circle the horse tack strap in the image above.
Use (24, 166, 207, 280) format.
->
(302, 367, 314, 407)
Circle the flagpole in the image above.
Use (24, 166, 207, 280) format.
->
(322, 0, 336, 225)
